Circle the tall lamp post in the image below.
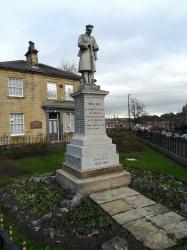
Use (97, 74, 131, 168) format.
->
(128, 94, 132, 130)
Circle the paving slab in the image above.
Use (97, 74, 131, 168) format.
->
(164, 220, 187, 240)
(124, 218, 176, 250)
(148, 211, 185, 229)
(90, 187, 139, 204)
(144, 203, 169, 216)
(113, 207, 151, 225)
(124, 194, 156, 208)
(89, 186, 187, 249)
(100, 199, 131, 215)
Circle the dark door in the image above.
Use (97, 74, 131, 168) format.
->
(48, 112, 59, 140)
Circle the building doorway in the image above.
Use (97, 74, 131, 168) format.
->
(48, 112, 60, 140)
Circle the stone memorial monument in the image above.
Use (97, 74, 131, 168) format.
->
(56, 25, 130, 194)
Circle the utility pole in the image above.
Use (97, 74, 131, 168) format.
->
(128, 94, 132, 130)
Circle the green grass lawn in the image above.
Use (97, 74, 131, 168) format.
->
(120, 146, 187, 184)
(2, 144, 187, 185)
(170, 246, 187, 250)
(9, 147, 66, 175)
(0, 147, 65, 186)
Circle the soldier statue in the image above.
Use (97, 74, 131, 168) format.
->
(78, 24, 99, 85)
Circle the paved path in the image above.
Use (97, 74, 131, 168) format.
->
(89, 187, 187, 250)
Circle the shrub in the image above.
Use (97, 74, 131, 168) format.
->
(107, 129, 144, 153)
(8, 142, 52, 159)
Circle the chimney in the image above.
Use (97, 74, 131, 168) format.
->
(25, 41, 39, 66)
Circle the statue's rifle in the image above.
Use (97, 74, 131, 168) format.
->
(88, 43, 95, 84)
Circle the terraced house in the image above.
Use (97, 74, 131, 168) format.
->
(0, 41, 80, 144)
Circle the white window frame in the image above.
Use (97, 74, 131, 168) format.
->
(8, 78, 23, 97)
(65, 84, 74, 101)
(10, 113, 24, 136)
(65, 113, 75, 132)
(47, 82, 57, 100)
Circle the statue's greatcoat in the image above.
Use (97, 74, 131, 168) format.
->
(78, 34, 99, 72)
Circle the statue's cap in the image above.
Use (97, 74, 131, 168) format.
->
(86, 24, 94, 29)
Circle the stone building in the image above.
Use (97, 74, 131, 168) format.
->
(0, 41, 80, 143)
(181, 104, 187, 127)
(105, 117, 129, 129)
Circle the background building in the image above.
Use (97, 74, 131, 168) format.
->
(181, 104, 187, 127)
(105, 117, 129, 129)
(0, 41, 80, 143)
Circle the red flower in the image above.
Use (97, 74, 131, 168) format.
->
(23, 188, 29, 192)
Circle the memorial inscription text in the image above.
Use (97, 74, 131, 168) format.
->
(85, 100, 105, 131)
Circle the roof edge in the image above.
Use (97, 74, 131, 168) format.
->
(0, 60, 81, 80)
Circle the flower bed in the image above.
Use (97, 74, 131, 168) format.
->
(0, 175, 121, 250)
(8, 176, 65, 216)
(126, 167, 187, 217)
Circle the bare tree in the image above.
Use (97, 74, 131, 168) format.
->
(59, 61, 78, 73)
(130, 98, 147, 123)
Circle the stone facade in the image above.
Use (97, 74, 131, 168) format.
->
(0, 42, 80, 142)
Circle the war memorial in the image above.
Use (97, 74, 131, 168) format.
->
(56, 24, 130, 194)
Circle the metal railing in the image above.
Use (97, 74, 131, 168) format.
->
(0, 135, 48, 146)
(137, 130, 187, 160)
(0, 133, 74, 147)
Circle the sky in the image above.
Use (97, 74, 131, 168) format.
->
(1, 0, 187, 117)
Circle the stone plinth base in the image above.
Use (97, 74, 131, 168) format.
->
(56, 86, 131, 195)
(63, 164, 124, 179)
(56, 167, 131, 195)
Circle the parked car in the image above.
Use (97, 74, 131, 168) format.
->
(161, 131, 167, 136)
(181, 134, 187, 140)
(166, 132, 173, 137)
(174, 133, 181, 138)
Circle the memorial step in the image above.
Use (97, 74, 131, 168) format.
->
(56, 169, 131, 195)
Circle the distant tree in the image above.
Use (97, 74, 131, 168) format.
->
(160, 112, 181, 130)
(140, 114, 160, 123)
(152, 115, 160, 121)
(130, 98, 147, 123)
(59, 61, 78, 73)
(160, 112, 176, 121)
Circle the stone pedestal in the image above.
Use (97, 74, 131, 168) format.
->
(56, 85, 130, 194)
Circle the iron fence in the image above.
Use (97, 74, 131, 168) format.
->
(0, 135, 48, 147)
(0, 133, 74, 148)
(137, 130, 187, 160)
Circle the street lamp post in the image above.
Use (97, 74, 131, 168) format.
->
(128, 94, 132, 130)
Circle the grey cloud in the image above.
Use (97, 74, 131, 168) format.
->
(0, 0, 187, 116)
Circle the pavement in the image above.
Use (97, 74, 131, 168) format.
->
(89, 187, 187, 250)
